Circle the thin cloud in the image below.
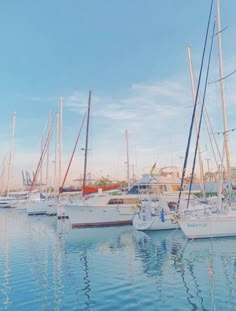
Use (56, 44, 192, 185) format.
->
(63, 76, 191, 123)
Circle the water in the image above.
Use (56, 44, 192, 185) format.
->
(0, 209, 236, 310)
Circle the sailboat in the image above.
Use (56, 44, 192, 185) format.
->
(178, 0, 236, 239)
(0, 112, 17, 208)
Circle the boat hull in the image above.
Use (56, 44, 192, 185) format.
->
(62, 205, 135, 228)
(27, 202, 52, 215)
(132, 212, 179, 231)
(178, 213, 236, 239)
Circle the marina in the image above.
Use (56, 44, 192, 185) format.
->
(1, 0, 236, 309)
(1, 208, 236, 310)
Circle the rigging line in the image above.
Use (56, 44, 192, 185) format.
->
(203, 108, 222, 167)
(203, 115, 219, 169)
(191, 47, 221, 168)
(82, 90, 92, 196)
(213, 127, 236, 135)
(208, 69, 236, 84)
(59, 112, 87, 195)
(177, 0, 214, 211)
(187, 19, 216, 209)
(212, 25, 228, 37)
(29, 112, 56, 193)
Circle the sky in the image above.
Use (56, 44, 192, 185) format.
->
(1, 0, 236, 189)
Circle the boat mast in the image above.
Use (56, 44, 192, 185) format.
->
(46, 110, 51, 197)
(187, 44, 206, 198)
(40, 133, 43, 192)
(176, 0, 213, 210)
(125, 129, 131, 190)
(82, 90, 92, 196)
(59, 97, 63, 187)
(54, 113, 59, 194)
(6, 112, 16, 196)
(216, 0, 231, 183)
(0, 156, 6, 195)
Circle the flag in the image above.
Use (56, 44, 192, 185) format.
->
(150, 162, 156, 174)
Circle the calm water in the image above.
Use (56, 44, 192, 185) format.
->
(0, 209, 236, 310)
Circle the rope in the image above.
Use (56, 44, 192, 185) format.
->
(177, 0, 214, 211)
(187, 19, 216, 209)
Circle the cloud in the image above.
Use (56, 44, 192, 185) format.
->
(60, 69, 236, 181)
(8, 62, 236, 188)
(59, 77, 194, 177)
(64, 76, 192, 123)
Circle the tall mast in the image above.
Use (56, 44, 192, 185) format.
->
(46, 110, 51, 196)
(59, 97, 63, 187)
(187, 44, 206, 198)
(125, 129, 130, 190)
(54, 113, 59, 193)
(1, 156, 6, 195)
(6, 112, 16, 196)
(40, 133, 43, 191)
(82, 90, 92, 195)
(216, 0, 231, 182)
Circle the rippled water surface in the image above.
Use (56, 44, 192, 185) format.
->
(1, 209, 236, 310)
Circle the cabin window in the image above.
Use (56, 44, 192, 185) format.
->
(171, 185, 180, 191)
(123, 198, 139, 204)
(107, 198, 124, 205)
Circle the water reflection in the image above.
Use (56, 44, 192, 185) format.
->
(0, 213, 11, 309)
(182, 237, 236, 310)
(62, 226, 133, 252)
(2, 208, 236, 310)
(132, 229, 184, 276)
(80, 252, 91, 311)
(132, 230, 236, 310)
(59, 226, 134, 310)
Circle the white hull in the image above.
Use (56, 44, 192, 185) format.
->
(0, 196, 17, 208)
(61, 205, 136, 228)
(0, 202, 15, 208)
(178, 211, 236, 239)
(132, 212, 179, 231)
(46, 204, 57, 216)
(27, 201, 52, 215)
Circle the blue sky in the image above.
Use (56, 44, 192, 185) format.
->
(1, 0, 236, 189)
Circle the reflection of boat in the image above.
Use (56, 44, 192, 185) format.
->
(62, 226, 133, 250)
(182, 235, 236, 258)
(132, 229, 185, 278)
(132, 230, 236, 310)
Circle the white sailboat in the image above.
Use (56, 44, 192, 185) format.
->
(178, 0, 236, 239)
(132, 196, 179, 231)
(0, 112, 17, 208)
(23, 101, 62, 216)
